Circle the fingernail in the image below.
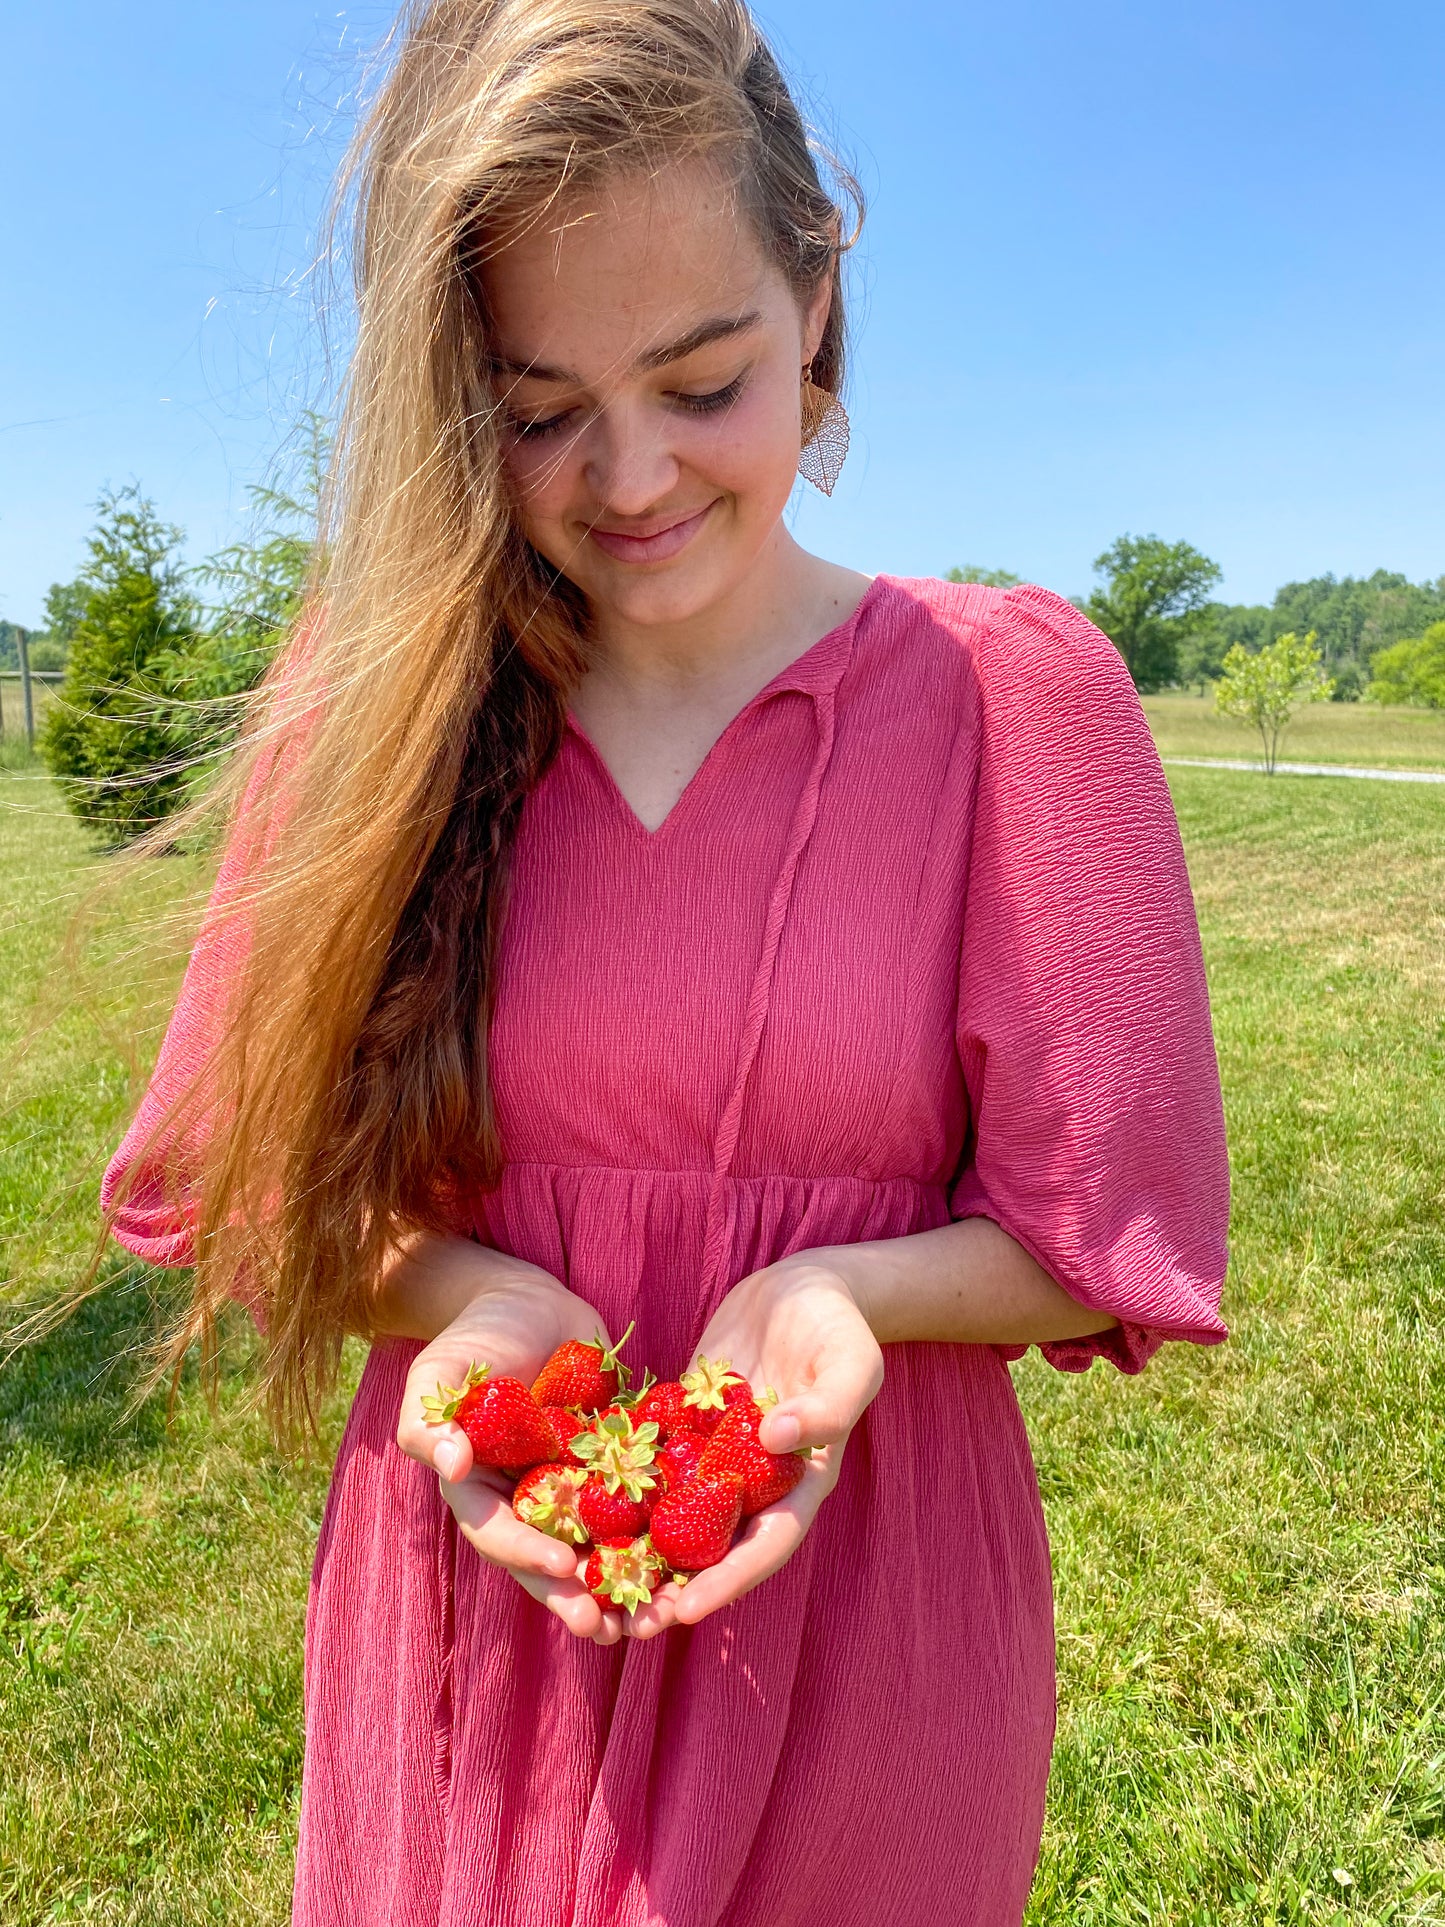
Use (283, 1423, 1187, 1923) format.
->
(768, 1414, 802, 1451)
(434, 1441, 461, 1480)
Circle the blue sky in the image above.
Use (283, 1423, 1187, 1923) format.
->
(2, 0, 1442, 626)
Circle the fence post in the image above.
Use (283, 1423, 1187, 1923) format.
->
(17, 628, 34, 748)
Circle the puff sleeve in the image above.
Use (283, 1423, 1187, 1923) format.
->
(948, 585, 1230, 1372)
(99, 777, 273, 1269)
(99, 626, 319, 1270)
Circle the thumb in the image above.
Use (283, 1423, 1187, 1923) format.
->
(403, 1415, 474, 1483)
(431, 1426, 474, 1483)
(760, 1353, 882, 1454)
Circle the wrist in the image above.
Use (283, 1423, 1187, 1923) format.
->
(374, 1234, 567, 1343)
(769, 1247, 878, 1331)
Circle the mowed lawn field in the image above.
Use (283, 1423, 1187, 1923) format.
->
(1144, 691, 1445, 771)
(2, 720, 1444, 1924)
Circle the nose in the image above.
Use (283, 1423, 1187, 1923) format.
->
(583, 401, 681, 519)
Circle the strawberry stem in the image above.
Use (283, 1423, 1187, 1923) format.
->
(596, 1320, 636, 1388)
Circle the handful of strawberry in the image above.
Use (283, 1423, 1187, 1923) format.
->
(421, 1330, 811, 1611)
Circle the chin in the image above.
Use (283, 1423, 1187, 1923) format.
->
(575, 553, 743, 630)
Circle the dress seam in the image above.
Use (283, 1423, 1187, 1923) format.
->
(490, 1159, 950, 1187)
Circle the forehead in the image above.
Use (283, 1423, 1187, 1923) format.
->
(478, 159, 789, 373)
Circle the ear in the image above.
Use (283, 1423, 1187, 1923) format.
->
(801, 270, 834, 367)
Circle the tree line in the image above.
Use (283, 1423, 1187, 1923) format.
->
(948, 539, 1445, 704)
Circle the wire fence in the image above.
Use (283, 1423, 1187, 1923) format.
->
(0, 666, 64, 749)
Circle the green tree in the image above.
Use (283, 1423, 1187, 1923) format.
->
(1178, 601, 1271, 694)
(1268, 570, 1445, 693)
(40, 577, 88, 657)
(1366, 621, 1445, 709)
(0, 620, 30, 672)
(1085, 535, 1223, 691)
(156, 410, 327, 756)
(944, 565, 1023, 589)
(41, 486, 202, 842)
(1214, 630, 1334, 773)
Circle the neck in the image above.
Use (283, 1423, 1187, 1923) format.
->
(583, 525, 853, 704)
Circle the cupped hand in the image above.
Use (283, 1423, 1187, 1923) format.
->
(394, 1268, 624, 1645)
(625, 1256, 883, 1640)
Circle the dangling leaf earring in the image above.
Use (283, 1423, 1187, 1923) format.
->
(798, 362, 850, 496)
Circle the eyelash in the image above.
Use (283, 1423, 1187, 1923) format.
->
(508, 373, 748, 441)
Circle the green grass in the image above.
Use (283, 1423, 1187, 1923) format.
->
(2, 761, 1443, 1923)
(0, 767, 350, 1924)
(1022, 772, 1445, 1925)
(1144, 690, 1445, 770)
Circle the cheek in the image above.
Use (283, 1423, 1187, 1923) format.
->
(699, 385, 803, 505)
(502, 438, 583, 525)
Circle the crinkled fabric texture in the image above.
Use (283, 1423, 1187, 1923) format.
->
(104, 577, 1229, 1927)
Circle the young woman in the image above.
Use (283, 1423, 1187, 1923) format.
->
(102, 1, 1229, 1920)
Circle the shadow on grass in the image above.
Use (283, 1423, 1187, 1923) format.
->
(0, 1256, 189, 1467)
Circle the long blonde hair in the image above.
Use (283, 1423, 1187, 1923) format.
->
(114, 0, 862, 1441)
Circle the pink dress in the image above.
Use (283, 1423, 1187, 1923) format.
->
(104, 577, 1229, 1927)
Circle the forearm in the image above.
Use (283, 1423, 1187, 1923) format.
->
(807, 1217, 1119, 1346)
(370, 1232, 564, 1342)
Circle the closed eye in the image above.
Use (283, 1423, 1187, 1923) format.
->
(507, 407, 579, 442)
(672, 372, 748, 416)
(506, 373, 749, 441)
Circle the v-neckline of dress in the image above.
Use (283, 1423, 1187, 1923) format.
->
(563, 574, 885, 843)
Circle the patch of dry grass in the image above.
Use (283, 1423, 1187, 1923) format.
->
(1144, 691, 1445, 771)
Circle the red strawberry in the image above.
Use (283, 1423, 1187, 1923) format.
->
(542, 1410, 592, 1469)
(585, 1537, 664, 1613)
(654, 1429, 707, 1496)
(531, 1321, 635, 1414)
(511, 1464, 589, 1544)
(421, 1362, 561, 1471)
(677, 1356, 749, 1438)
(632, 1380, 692, 1442)
(698, 1410, 808, 1516)
(570, 1408, 660, 1500)
(648, 1470, 744, 1572)
(578, 1477, 652, 1543)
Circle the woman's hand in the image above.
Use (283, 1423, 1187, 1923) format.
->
(626, 1256, 883, 1640)
(392, 1253, 625, 1646)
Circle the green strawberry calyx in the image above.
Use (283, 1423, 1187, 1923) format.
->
(680, 1355, 745, 1411)
(420, 1360, 490, 1425)
(515, 1466, 589, 1544)
(571, 1410, 661, 1498)
(593, 1537, 664, 1613)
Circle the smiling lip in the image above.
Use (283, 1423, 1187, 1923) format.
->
(586, 501, 716, 564)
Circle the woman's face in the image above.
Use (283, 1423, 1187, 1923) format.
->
(479, 160, 830, 633)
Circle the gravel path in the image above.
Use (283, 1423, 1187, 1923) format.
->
(1162, 756, 1445, 785)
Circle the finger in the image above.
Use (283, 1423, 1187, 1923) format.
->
(441, 1475, 581, 1581)
(670, 1506, 809, 1624)
(508, 1563, 616, 1641)
(398, 1406, 476, 1482)
(591, 1609, 625, 1647)
(624, 1585, 683, 1640)
(668, 1452, 839, 1625)
(760, 1353, 881, 1454)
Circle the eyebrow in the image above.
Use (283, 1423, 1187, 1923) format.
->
(486, 309, 764, 385)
